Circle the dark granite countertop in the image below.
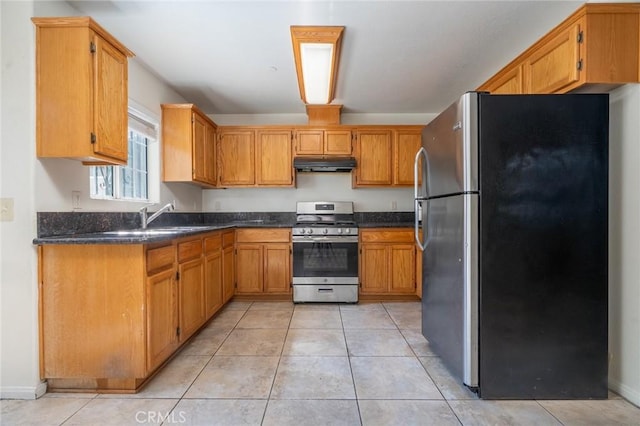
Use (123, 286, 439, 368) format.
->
(33, 221, 294, 245)
(34, 211, 415, 245)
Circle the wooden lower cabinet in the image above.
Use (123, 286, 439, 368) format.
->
(38, 230, 230, 393)
(359, 228, 418, 295)
(204, 234, 224, 318)
(147, 268, 179, 372)
(222, 230, 236, 303)
(235, 228, 292, 295)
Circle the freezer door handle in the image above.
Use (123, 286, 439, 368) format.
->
(414, 147, 429, 199)
(415, 199, 428, 251)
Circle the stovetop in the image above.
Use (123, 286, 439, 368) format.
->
(293, 201, 358, 236)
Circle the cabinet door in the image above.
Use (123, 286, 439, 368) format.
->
(263, 243, 291, 294)
(222, 245, 235, 303)
(325, 130, 352, 155)
(204, 248, 223, 318)
(295, 130, 323, 155)
(526, 21, 582, 93)
(178, 258, 205, 341)
(205, 123, 217, 185)
(147, 269, 178, 371)
(192, 113, 208, 183)
(360, 244, 389, 293)
(256, 130, 293, 186)
(484, 64, 525, 94)
(236, 244, 263, 293)
(354, 130, 393, 186)
(93, 33, 129, 162)
(218, 130, 255, 186)
(394, 130, 422, 186)
(389, 244, 416, 294)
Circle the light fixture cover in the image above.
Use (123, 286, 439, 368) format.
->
(290, 26, 344, 105)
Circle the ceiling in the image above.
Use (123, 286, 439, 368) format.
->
(66, 0, 583, 116)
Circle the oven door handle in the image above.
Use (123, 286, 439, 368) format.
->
(292, 236, 359, 243)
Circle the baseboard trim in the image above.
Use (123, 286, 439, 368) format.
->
(0, 381, 48, 400)
(609, 377, 640, 407)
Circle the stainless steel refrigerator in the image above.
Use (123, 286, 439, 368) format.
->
(414, 92, 609, 399)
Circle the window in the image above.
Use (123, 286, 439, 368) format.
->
(90, 110, 156, 201)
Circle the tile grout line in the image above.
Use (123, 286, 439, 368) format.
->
(340, 303, 365, 426)
(259, 303, 295, 425)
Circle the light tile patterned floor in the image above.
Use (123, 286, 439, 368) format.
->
(2, 301, 640, 425)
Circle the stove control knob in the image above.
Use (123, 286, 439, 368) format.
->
(338, 228, 343, 234)
(322, 228, 328, 235)
(345, 228, 351, 234)
(307, 228, 313, 234)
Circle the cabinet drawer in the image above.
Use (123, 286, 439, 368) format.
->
(147, 245, 175, 274)
(236, 228, 291, 243)
(222, 230, 235, 247)
(360, 228, 414, 243)
(178, 239, 203, 262)
(204, 233, 222, 253)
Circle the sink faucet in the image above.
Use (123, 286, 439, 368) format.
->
(139, 202, 175, 229)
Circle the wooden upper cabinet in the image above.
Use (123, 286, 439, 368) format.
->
(162, 104, 217, 188)
(353, 127, 423, 187)
(294, 129, 352, 156)
(256, 130, 294, 186)
(217, 129, 255, 186)
(526, 21, 582, 94)
(478, 4, 640, 94)
(394, 129, 422, 186)
(353, 129, 393, 186)
(32, 17, 134, 165)
(218, 127, 294, 187)
(480, 64, 525, 94)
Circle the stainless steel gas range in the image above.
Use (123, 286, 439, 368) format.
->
(292, 201, 359, 303)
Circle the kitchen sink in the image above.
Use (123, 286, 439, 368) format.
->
(102, 225, 217, 236)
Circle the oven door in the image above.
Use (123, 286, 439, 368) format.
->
(292, 235, 358, 284)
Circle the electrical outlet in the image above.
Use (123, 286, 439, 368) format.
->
(391, 200, 397, 211)
(72, 191, 81, 209)
(0, 198, 14, 222)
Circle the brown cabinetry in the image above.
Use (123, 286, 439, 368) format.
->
(235, 228, 292, 295)
(32, 17, 134, 165)
(294, 129, 352, 156)
(146, 245, 179, 372)
(222, 230, 236, 303)
(177, 239, 205, 341)
(38, 230, 230, 393)
(353, 127, 423, 187)
(359, 228, 417, 295)
(478, 4, 640, 94)
(353, 129, 393, 186)
(217, 128, 294, 187)
(162, 104, 217, 187)
(204, 234, 223, 318)
(256, 130, 294, 186)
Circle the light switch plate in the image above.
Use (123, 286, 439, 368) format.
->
(0, 198, 14, 222)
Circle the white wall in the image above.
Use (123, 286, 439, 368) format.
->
(0, 0, 197, 399)
(608, 84, 640, 406)
(203, 173, 415, 213)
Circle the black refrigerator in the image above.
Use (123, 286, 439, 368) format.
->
(413, 92, 609, 399)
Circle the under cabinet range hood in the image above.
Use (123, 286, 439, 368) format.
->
(293, 156, 356, 172)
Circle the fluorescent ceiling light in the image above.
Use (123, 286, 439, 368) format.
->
(291, 26, 344, 105)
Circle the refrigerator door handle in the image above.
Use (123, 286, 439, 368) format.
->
(414, 199, 428, 251)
